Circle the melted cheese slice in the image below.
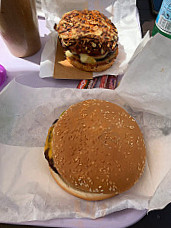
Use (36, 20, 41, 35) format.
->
(44, 125, 54, 159)
(65, 50, 73, 58)
(65, 50, 109, 64)
(80, 54, 96, 64)
(45, 111, 66, 160)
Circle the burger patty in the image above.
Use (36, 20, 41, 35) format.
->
(55, 9, 118, 57)
(44, 120, 59, 175)
(44, 148, 59, 174)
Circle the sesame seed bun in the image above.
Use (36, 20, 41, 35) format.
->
(50, 168, 115, 201)
(44, 99, 146, 201)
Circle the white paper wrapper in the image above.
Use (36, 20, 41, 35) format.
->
(0, 83, 150, 223)
(39, 0, 142, 78)
(0, 34, 171, 223)
(117, 34, 171, 118)
(116, 33, 171, 211)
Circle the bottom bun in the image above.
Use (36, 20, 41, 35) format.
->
(50, 168, 116, 201)
(67, 46, 118, 72)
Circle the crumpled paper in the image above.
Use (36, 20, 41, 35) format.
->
(39, 0, 142, 78)
(116, 33, 171, 211)
(0, 34, 171, 223)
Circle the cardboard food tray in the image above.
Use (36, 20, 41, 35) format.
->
(53, 39, 93, 80)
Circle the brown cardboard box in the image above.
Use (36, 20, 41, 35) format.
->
(53, 39, 93, 80)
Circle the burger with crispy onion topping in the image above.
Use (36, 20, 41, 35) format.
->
(54, 9, 118, 72)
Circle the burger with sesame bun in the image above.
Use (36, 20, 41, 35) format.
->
(44, 99, 146, 201)
(54, 9, 118, 72)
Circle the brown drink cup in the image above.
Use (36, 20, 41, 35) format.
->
(0, 0, 41, 57)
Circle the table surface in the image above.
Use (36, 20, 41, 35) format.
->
(0, 0, 171, 228)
